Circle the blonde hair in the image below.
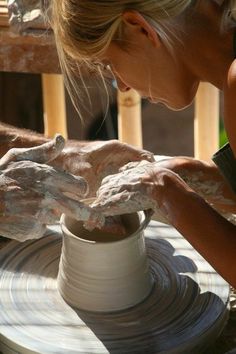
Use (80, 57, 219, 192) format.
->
(50, 0, 236, 117)
(50, 0, 194, 117)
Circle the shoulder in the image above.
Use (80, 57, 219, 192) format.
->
(227, 59, 236, 89)
(223, 59, 236, 155)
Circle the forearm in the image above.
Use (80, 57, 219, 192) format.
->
(169, 157, 236, 214)
(157, 174, 236, 287)
(0, 122, 49, 156)
(0, 122, 90, 158)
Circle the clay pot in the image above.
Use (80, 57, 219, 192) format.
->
(58, 211, 153, 312)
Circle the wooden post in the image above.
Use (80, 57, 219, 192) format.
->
(194, 82, 219, 161)
(0, 0, 9, 27)
(42, 74, 68, 139)
(117, 89, 143, 148)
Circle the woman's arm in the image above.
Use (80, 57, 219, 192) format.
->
(156, 156, 236, 214)
(0, 122, 90, 156)
(152, 173, 236, 288)
(224, 59, 236, 155)
(94, 162, 236, 287)
(0, 122, 48, 154)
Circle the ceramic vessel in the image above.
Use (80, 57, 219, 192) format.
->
(58, 211, 153, 312)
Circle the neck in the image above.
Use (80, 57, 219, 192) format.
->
(180, 0, 234, 89)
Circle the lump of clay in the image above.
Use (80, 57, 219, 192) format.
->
(84, 215, 127, 237)
(7, 0, 50, 33)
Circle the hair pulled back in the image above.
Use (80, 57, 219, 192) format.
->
(50, 0, 236, 115)
(52, 1, 193, 61)
(51, 0, 192, 113)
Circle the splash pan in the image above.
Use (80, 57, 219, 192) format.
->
(0, 220, 229, 354)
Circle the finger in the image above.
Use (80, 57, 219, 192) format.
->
(3, 196, 60, 225)
(2, 184, 85, 224)
(0, 135, 65, 168)
(36, 201, 105, 232)
(35, 166, 88, 197)
(45, 191, 105, 228)
(99, 171, 133, 186)
(92, 190, 155, 216)
(2, 191, 59, 225)
(0, 216, 46, 241)
(155, 157, 181, 170)
(120, 143, 155, 163)
(119, 160, 152, 172)
(111, 141, 154, 162)
(99, 172, 142, 192)
(4, 195, 42, 216)
(139, 150, 155, 162)
(4, 161, 88, 197)
(35, 207, 61, 224)
(3, 191, 105, 228)
(101, 163, 152, 187)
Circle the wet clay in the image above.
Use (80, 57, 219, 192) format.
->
(66, 213, 140, 242)
(7, 0, 49, 32)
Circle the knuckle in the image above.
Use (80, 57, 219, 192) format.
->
(8, 147, 19, 156)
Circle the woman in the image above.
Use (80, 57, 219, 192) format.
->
(50, 0, 236, 288)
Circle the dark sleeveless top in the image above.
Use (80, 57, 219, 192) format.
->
(212, 143, 236, 193)
(211, 32, 236, 194)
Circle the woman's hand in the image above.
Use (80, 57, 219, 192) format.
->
(91, 155, 236, 221)
(0, 136, 104, 241)
(91, 160, 186, 220)
(53, 140, 155, 196)
(92, 158, 236, 288)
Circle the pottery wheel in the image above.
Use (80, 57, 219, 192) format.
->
(0, 221, 230, 354)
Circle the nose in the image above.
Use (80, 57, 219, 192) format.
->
(115, 76, 130, 92)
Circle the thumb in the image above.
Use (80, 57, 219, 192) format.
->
(0, 135, 65, 168)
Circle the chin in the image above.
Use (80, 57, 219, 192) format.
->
(166, 81, 200, 111)
(164, 98, 194, 111)
(165, 88, 198, 111)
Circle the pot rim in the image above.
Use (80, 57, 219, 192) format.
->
(60, 209, 153, 245)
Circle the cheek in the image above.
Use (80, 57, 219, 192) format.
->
(114, 58, 146, 85)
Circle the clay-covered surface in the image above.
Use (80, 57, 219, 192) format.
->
(7, 0, 50, 33)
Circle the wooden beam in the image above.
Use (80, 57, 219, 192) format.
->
(42, 74, 68, 139)
(117, 89, 143, 148)
(0, 0, 9, 27)
(194, 82, 220, 161)
(0, 27, 60, 73)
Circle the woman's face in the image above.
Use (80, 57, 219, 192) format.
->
(99, 13, 200, 110)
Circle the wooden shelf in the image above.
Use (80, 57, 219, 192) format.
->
(0, 1, 60, 74)
(0, 27, 60, 74)
(0, 0, 9, 27)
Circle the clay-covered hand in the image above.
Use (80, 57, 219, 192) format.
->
(0, 136, 104, 241)
(54, 140, 155, 196)
(91, 160, 185, 219)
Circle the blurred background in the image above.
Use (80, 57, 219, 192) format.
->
(0, 0, 227, 158)
(1, 71, 227, 157)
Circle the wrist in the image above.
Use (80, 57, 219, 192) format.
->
(152, 170, 197, 225)
(51, 140, 90, 174)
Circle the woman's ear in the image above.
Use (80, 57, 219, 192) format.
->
(122, 10, 160, 47)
